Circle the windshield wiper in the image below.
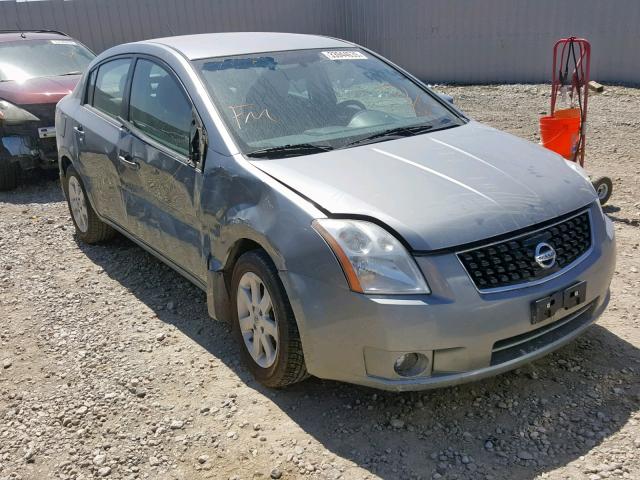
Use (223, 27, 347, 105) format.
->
(58, 71, 83, 76)
(342, 123, 435, 148)
(246, 143, 333, 159)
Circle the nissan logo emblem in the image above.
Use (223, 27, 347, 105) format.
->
(534, 242, 557, 269)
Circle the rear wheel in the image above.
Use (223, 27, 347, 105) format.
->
(0, 157, 20, 191)
(231, 250, 308, 388)
(65, 166, 115, 243)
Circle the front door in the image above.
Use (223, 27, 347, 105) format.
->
(118, 57, 206, 283)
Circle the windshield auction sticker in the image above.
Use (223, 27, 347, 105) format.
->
(321, 51, 368, 60)
(50, 40, 77, 45)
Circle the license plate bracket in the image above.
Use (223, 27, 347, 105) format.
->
(531, 281, 587, 325)
(563, 281, 587, 308)
(38, 126, 56, 139)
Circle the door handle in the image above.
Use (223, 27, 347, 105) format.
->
(118, 154, 140, 170)
(73, 125, 84, 142)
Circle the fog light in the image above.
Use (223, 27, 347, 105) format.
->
(393, 352, 429, 377)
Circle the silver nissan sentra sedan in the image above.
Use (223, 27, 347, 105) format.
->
(55, 32, 616, 391)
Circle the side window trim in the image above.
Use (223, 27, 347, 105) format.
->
(83, 68, 96, 105)
(125, 55, 205, 169)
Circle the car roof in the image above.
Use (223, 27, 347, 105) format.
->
(140, 32, 354, 60)
(0, 30, 70, 43)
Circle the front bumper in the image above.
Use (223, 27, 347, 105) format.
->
(1, 126, 58, 171)
(283, 203, 616, 391)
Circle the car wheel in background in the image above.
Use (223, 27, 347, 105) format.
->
(64, 166, 115, 243)
(592, 176, 613, 205)
(231, 250, 308, 388)
(0, 156, 20, 191)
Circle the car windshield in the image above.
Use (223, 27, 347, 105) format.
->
(194, 48, 464, 158)
(0, 39, 94, 82)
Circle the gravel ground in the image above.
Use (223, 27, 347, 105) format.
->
(1, 84, 639, 480)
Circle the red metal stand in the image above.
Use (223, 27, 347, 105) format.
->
(548, 37, 613, 204)
(550, 37, 590, 166)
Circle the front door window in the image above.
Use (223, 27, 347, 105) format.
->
(128, 59, 193, 157)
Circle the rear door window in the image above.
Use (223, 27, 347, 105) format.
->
(128, 58, 193, 157)
(92, 58, 131, 118)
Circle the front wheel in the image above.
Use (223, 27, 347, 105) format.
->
(64, 166, 115, 243)
(231, 250, 308, 388)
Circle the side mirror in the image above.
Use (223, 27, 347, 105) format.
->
(189, 114, 207, 169)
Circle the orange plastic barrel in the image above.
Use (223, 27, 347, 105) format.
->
(539, 108, 581, 159)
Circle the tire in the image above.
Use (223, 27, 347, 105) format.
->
(64, 166, 115, 244)
(230, 250, 308, 388)
(0, 158, 20, 191)
(592, 176, 613, 205)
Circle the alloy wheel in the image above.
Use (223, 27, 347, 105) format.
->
(236, 271, 279, 368)
(68, 176, 89, 233)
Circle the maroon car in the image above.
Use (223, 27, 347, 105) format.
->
(0, 30, 94, 190)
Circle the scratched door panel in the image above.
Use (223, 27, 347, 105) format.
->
(118, 57, 206, 282)
(74, 57, 134, 226)
(120, 138, 205, 282)
(75, 108, 128, 226)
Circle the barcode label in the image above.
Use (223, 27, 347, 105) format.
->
(321, 51, 368, 61)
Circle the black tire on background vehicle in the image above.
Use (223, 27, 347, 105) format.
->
(64, 166, 116, 243)
(230, 250, 308, 388)
(592, 176, 613, 205)
(0, 157, 20, 191)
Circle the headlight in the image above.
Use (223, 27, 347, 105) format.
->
(0, 99, 39, 125)
(312, 219, 430, 294)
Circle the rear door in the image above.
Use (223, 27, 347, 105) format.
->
(118, 56, 205, 282)
(73, 57, 132, 227)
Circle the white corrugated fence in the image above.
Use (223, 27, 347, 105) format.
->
(0, 0, 637, 84)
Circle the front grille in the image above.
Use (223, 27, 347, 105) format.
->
(458, 210, 592, 291)
(490, 300, 595, 366)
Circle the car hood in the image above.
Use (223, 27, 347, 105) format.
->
(0, 75, 79, 105)
(251, 121, 597, 251)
